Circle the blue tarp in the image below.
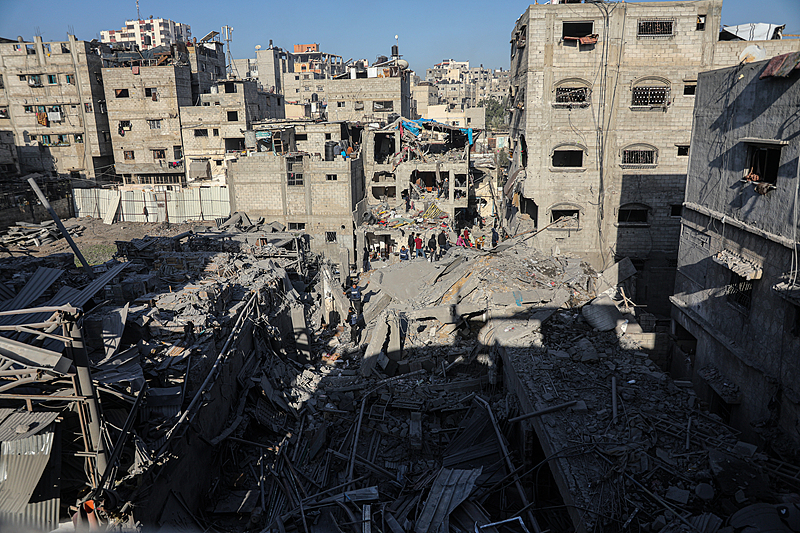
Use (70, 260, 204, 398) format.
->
(397, 118, 475, 146)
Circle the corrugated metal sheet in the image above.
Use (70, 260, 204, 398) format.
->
(0, 410, 60, 442)
(0, 496, 60, 532)
(76, 187, 230, 224)
(0, 284, 15, 301)
(0, 267, 64, 312)
(0, 427, 55, 514)
(0, 335, 72, 374)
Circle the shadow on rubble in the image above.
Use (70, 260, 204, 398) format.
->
(1, 230, 798, 533)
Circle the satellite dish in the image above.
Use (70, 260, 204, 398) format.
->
(395, 35, 398, 40)
(739, 44, 766, 64)
(255, 45, 261, 50)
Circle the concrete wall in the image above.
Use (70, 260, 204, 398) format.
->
(227, 150, 364, 269)
(0, 36, 113, 179)
(507, 0, 800, 315)
(326, 75, 411, 123)
(672, 59, 800, 444)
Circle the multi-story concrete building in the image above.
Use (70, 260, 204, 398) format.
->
(187, 39, 226, 102)
(0, 35, 113, 179)
(326, 56, 412, 124)
(411, 82, 439, 119)
(100, 18, 191, 50)
(670, 54, 800, 449)
(102, 49, 193, 189)
(505, 0, 800, 315)
(227, 122, 365, 270)
(232, 43, 293, 94)
(425, 104, 485, 129)
(181, 78, 284, 185)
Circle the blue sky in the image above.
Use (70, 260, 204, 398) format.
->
(1, 0, 798, 72)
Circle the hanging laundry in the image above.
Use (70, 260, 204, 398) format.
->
(36, 112, 49, 127)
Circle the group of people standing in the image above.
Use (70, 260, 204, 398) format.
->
(400, 230, 448, 262)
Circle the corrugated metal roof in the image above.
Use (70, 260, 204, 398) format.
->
(0, 410, 60, 442)
(0, 284, 15, 301)
(0, 267, 64, 312)
(0, 336, 73, 374)
(0, 427, 55, 514)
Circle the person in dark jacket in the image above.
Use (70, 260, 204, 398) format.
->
(345, 282, 362, 313)
(407, 232, 415, 258)
(438, 230, 448, 255)
(491, 226, 499, 248)
(428, 234, 438, 262)
(399, 246, 410, 260)
(347, 306, 361, 344)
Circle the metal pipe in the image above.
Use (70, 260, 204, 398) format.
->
(508, 401, 577, 423)
(612, 376, 618, 424)
(28, 177, 94, 277)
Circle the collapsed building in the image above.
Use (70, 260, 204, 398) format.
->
(0, 201, 799, 532)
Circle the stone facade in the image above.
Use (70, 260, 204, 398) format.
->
(100, 18, 191, 50)
(671, 58, 800, 447)
(102, 64, 191, 188)
(0, 36, 113, 179)
(0, 130, 20, 176)
(506, 0, 800, 315)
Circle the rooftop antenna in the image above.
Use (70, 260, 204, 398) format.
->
(222, 25, 238, 78)
(136, 0, 140, 20)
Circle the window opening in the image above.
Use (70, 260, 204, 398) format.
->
(677, 145, 690, 156)
(289, 222, 306, 230)
(325, 231, 337, 243)
(287, 156, 304, 186)
(152, 149, 166, 159)
(618, 206, 649, 224)
(194, 129, 208, 137)
(213, 129, 219, 136)
(145, 87, 158, 100)
(551, 209, 580, 228)
(124, 150, 135, 160)
(173, 145, 182, 159)
(552, 149, 583, 168)
(326, 174, 338, 181)
(684, 83, 696, 96)
(670, 205, 683, 217)
(638, 19, 674, 37)
(745, 145, 781, 186)
(227, 111, 239, 121)
(696, 15, 706, 31)
(74, 133, 83, 143)
(622, 149, 656, 166)
(373, 101, 393, 112)
(148, 119, 162, 129)
(47, 74, 57, 84)
(555, 86, 589, 105)
(726, 272, 753, 310)
(115, 88, 129, 98)
(632, 85, 669, 106)
(562, 21, 594, 39)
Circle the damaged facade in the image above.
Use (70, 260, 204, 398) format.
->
(505, 0, 800, 315)
(671, 54, 800, 453)
(0, 36, 114, 180)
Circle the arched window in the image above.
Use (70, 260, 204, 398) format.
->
(553, 78, 592, 107)
(551, 143, 587, 169)
(631, 77, 670, 107)
(547, 202, 584, 230)
(620, 143, 658, 168)
(617, 203, 651, 226)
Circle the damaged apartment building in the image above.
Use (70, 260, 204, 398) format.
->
(504, 0, 800, 315)
(226, 120, 366, 270)
(671, 54, 800, 456)
(326, 47, 412, 123)
(102, 36, 283, 189)
(0, 35, 114, 180)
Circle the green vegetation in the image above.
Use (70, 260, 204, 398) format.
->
(497, 148, 510, 168)
(76, 244, 118, 267)
(478, 96, 508, 131)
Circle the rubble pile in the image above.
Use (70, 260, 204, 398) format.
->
(0, 219, 85, 248)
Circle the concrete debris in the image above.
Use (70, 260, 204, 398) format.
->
(0, 211, 795, 533)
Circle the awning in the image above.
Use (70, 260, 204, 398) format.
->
(721, 23, 785, 42)
(711, 250, 762, 280)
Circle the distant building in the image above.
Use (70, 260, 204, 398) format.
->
(411, 82, 439, 119)
(100, 18, 191, 50)
(425, 104, 485, 129)
(671, 54, 800, 448)
(0, 35, 113, 180)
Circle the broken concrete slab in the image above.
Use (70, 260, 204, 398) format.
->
(362, 312, 389, 377)
(596, 257, 636, 293)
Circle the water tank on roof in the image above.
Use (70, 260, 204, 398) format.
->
(325, 141, 338, 161)
(244, 130, 256, 150)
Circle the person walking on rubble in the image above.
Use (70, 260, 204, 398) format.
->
(463, 228, 471, 248)
(399, 246, 410, 260)
(414, 233, 424, 259)
(428, 233, 438, 262)
(491, 226, 499, 248)
(346, 281, 362, 313)
(438, 229, 448, 255)
(407, 231, 415, 257)
(347, 306, 362, 345)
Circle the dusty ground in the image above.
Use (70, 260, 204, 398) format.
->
(0, 217, 214, 265)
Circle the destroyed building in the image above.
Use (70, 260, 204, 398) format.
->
(358, 117, 487, 262)
(326, 47, 412, 123)
(671, 54, 800, 452)
(181, 78, 284, 185)
(227, 121, 366, 271)
(505, 0, 800, 315)
(0, 35, 114, 180)
(99, 18, 191, 51)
